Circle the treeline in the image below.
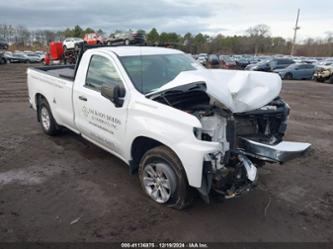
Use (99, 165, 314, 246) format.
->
(0, 24, 332, 56)
(145, 25, 333, 57)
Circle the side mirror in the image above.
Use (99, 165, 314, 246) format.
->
(101, 84, 126, 108)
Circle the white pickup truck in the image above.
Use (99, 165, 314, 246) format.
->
(27, 46, 311, 209)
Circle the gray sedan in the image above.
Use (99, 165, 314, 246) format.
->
(274, 63, 316, 80)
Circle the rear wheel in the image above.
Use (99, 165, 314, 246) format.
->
(124, 39, 130, 46)
(38, 99, 59, 136)
(139, 146, 193, 209)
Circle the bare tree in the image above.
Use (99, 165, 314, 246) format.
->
(325, 31, 333, 43)
(246, 24, 271, 55)
(15, 25, 30, 45)
(246, 24, 271, 37)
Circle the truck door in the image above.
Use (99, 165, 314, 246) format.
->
(73, 54, 128, 158)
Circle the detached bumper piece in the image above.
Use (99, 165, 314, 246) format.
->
(238, 137, 311, 163)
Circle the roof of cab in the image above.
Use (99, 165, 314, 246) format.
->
(94, 46, 183, 57)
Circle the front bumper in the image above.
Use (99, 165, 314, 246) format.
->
(239, 137, 311, 163)
(314, 70, 331, 78)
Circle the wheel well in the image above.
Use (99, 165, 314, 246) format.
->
(131, 137, 162, 166)
(35, 93, 46, 122)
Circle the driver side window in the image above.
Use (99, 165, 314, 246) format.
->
(85, 55, 123, 91)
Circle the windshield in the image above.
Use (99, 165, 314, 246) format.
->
(120, 53, 200, 93)
(286, 64, 297, 69)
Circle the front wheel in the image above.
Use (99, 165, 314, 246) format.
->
(315, 77, 325, 83)
(329, 75, 333, 84)
(139, 146, 193, 209)
(38, 100, 59, 135)
(284, 73, 293, 80)
(124, 39, 130, 45)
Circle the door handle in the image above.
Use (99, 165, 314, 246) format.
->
(78, 96, 87, 101)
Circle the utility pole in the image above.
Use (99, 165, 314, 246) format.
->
(291, 8, 301, 56)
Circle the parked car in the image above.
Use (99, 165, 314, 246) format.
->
(315, 59, 333, 68)
(269, 58, 295, 70)
(207, 54, 220, 67)
(198, 53, 208, 59)
(219, 55, 237, 69)
(234, 57, 251, 69)
(3, 51, 13, 62)
(27, 46, 310, 209)
(196, 55, 207, 66)
(0, 39, 9, 50)
(34, 51, 46, 61)
(246, 62, 271, 71)
(106, 31, 145, 45)
(313, 63, 333, 83)
(274, 63, 316, 80)
(63, 37, 84, 50)
(84, 33, 105, 46)
(6, 52, 29, 63)
(26, 52, 44, 63)
(246, 58, 294, 72)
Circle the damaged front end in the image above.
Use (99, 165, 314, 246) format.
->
(148, 79, 311, 202)
(194, 97, 310, 201)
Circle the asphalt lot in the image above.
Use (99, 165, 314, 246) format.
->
(0, 63, 332, 242)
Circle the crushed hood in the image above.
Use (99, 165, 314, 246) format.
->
(147, 69, 282, 113)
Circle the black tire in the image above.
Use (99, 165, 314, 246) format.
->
(329, 75, 333, 84)
(0, 57, 5, 65)
(38, 99, 59, 136)
(139, 145, 193, 209)
(316, 77, 325, 83)
(284, 73, 293, 80)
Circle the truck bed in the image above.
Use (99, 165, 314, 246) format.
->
(33, 65, 75, 81)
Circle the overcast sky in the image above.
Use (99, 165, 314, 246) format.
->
(0, 0, 332, 40)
